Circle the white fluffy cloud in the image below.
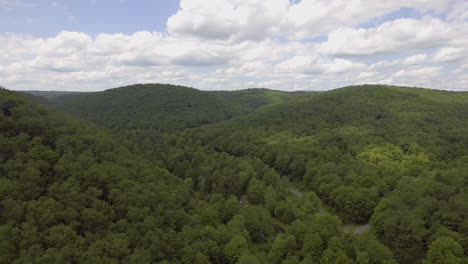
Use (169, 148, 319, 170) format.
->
(167, 0, 453, 41)
(318, 17, 468, 56)
(433, 47, 468, 63)
(168, 0, 287, 41)
(1, 0, 468, 91)
(275, 56, 365, 75)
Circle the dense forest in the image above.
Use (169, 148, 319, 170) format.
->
(1, 84, 467, 264)
(34, 84, 307, 132)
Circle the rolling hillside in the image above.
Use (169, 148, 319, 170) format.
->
(0, 88, 192, 263)
(0, 87, 398, 264)
(4, 84, 468, 264)
(35, 83, 307, 132)
(190, 84, 468, 263)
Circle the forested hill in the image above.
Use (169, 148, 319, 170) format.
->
(0, 87, 399, 264)
(0, 88, 191, 263)
(191, 84, 468, 264)
(35, 83, 305, 132)
(3, 84, 468, 264)
(196, 84, 468, 143)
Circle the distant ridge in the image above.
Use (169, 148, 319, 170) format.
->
(32, 83, 307, 131)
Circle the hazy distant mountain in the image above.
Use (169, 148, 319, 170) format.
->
(20, 90, 84, 99)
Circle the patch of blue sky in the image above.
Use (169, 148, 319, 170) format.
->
(358, 8, 422, 29)
(0, 0, 180, 37)
(298, 35, 328, 43)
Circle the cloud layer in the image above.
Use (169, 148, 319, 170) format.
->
(1, 0, 468, 91)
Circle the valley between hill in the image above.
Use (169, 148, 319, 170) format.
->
(1, 84, 466, 264)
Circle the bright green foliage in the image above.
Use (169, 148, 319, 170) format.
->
(188, 85, 468, 263)
(423, 237, 464, 264)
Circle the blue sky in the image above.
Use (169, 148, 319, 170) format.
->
(1, 0, 179, 36)
(1, 0, 467, 91)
